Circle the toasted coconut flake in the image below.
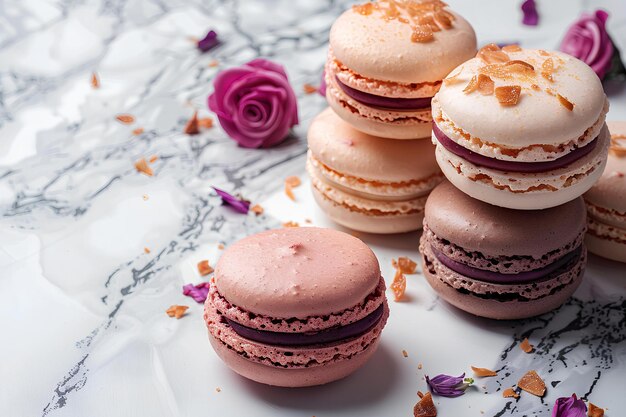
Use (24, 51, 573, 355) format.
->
(471, 366, 498, 377)
(134, 158, 154, 177)
(519, 338, 534, 353)
(413, 392, 437, 417)
(411, 25, 434, 43)
(166, 305, 189, 319)
(478, 44, 509, 64)
(517, 370, 546, 397)
(390, 269, 407, 302)
(250, 204, 264, 215)
(502, 44, 522, 52)
(588, 402, 605, 417)
(116, 114, 135, 124)
(132, 127, 144, 136)
(197, 260, 214, 276)
(393, 257, 418, 274)
(495, 85, 521, 106)
(502, 388, 519, 398)
(557, 94, 574, 111)
(91, 72, 100, 89)
(283, 221, 299, 228)
(463, 76, 478, 94)
(476, 74, 494, 95)
(184, 111, 200, 135)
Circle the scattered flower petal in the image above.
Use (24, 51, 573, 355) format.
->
(521, 0, 539, 26)
(91, 72, 100, 89)
(520, 338, 534, 353)
(283, 221, 299, 228)
(166, 305, 189, 319)
(116, 114, 135, 124)
(503, 387, 520, 398)
(197, 29, 219, 52)
(251, 204, 264, 215)
(149, 155, 158, 163)
(134, 158, 153, 176)
(552, 394, 587, 417)
(393, 257, 418, 274)
(285, 176, 301, 188)
(197, 260, 214, 276)
(212, 187, 250, 214)
(198, 117, 214, 129)
(426, 373, 473, 397)
(413, 392, 437, 417)
(183, 282, 210, 303)
(132, 127, 144, 136)
(390, 269, 406, 302)
(184, 111, 200, 135)
(303, 83, 318, 94)
(471, 366, 498, 377)
(587, 402, 604, 417)
(518, 370, 546, 397)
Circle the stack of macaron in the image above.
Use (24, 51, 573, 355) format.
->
(420, 44, 611, 319)
(307, 0, 477, 233)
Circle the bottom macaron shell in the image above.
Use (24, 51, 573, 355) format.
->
(420, 243, 586, 320)
(311, 184, 425, 234)
(434, 126, 610, 210)
(209, 333, 380, 387)
(585, 232, 626, 263)
(327, 86, 431, 140)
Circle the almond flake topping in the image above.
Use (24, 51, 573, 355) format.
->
(557, 94, 574, 111)
(495, 85, 521, 106)
(541, 58, 555, 81)
(477, 43, 510, 64)
(504, 60, 535, 72)
(502, 44, 522, 52)
(610, 134, 626, 157)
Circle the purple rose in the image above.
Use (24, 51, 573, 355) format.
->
(208, 58, 298, 148)
(552, 394, 587, 417)
(560, 10, 614, 79)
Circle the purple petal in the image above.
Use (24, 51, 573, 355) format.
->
(197, 30, 220, 52)
(212, 187, 250, 214)
(182, 282, 210, 303)
(551, 394, 587, 417)
(426, 373, 467, 398)
(521, 0, 539, 26)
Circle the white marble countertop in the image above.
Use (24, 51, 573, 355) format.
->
(1, 1, 625, 416)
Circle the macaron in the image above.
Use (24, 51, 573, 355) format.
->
(583, 121, 626, 263)
(307, 108, 444, 234)
(204, 227, 389, 387)
(419, 181, 587, 320)
(432, 46, 610, 209)
(326, 0, 476, 139)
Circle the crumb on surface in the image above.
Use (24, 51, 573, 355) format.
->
(402, 350, 408, 358)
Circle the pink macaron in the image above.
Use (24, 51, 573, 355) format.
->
(204, 227, 389, 387)
(432, 46, 610, 209)
(326, 0, 476, 139)
(307, 108, 443, 234)
(419, 181, 587, 320)
(584, 121, 626, 263)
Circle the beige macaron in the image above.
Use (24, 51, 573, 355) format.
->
(307, 108, 443, 233)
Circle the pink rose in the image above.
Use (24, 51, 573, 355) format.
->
(208, 58, 298, 148)
(560, 10, 614, 79)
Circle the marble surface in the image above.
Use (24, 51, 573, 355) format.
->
(1, 1, 625, 416)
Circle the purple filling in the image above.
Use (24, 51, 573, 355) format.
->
(226, 304, 384, 347)
(431, 245, 582, 284)
(335, 76, 432, 110)
(433, 122, 598, 173)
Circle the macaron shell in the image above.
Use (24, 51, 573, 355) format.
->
(584, 121, 626, 213)
(327, 80, 432, 139)
(435, 125, 609, 210)
(311, 182, 426, 234)
(424, 181, 587, 258)
(209, 333, 380, 387)
(421, 251, 584, 320)
(214, 227, 380, 318)
(585, 230, 626, 263)
(308, 108, 441, 182)
(330, 8, 476, 83)
(435, 50, 607, 148)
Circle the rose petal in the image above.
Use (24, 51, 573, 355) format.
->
(426, 373, 469, 397)
(521, 0, 539, 26)
(182, 282, 210, 303)
(551, 394, 587, 417)
(197, 30, 219, 52)
(212, 187, 250, 214)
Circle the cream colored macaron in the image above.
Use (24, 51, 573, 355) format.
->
(307, 108, 443, 233)
(584, 121, 626, 262)
(326, 0, 476, 139)
(432, 46, 610, 210)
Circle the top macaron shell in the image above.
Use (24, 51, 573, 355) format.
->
(308, 107, 441, 184)
(425, 181, 587, 259)
(214, 227, 380, 318)
(434, 49, 607, 152)
(585, 121, 626, 213)
(330, 6, 477, 84)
